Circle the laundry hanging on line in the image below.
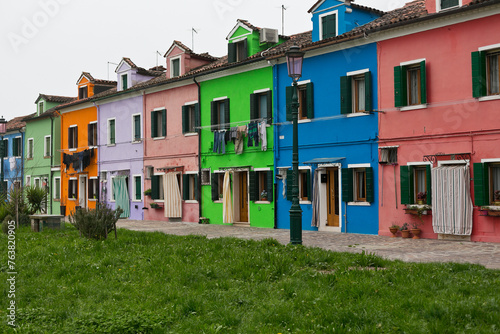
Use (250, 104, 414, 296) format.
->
(62, 149, 95, 172)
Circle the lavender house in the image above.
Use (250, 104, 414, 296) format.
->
(94, 58, 163, 219)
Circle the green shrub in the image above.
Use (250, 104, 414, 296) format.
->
(25, 186, 48, 214)
(69, 203, 123, 240)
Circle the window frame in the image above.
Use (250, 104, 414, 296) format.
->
(475, 159, 500, 206)
(68, 178, 78, 200)
(151, 108, 167, 139)
(26, 175, 31, 187)
(88, 121, 97, 147)
(170, 56, 181, 78)
(319, 10, 338, 40)
(182, 172, 199, 203)
(486, 51, 500, 96)
(2, 139, 8, 159)
(38, 101, 44, 116)
(210, 98, 230, 131)
(12, 136, 22, 158)
(132, 113, 142, 143)
(53, 177, 61, 200)
(400, 162, 432, 206)
(343, 164, 374, 205)
(78, 86, 88, 99)
(121, 73, 128, 90)
(286, 81, 314, 122)
(341, 69, 372, 114)
(107, 118, 116, 146)
(88, 177, 99, 201)
(68, 125, 78, 151)
(437, 0, 461, 12)
(182, 102, 199, 135)
(210, 171, 225, 202)
(394, 59, 427, 109)
(132, 174, 142, 202)
(44, 135, 51, 158)
(27, 138, 34, 159)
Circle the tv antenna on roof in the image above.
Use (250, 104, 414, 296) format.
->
(107, 62, 119, 80)
(156, 51, 163, 68)
(281, 5, 287, 36)
(192, 27, 199, 51)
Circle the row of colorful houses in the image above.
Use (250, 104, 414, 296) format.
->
(9, 0, 500, 243)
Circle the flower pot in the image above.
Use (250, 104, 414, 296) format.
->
(389, 227, 398, 238)
(417, 200, 424, 205)
(411, 228, 421, 239)
(401, 230, 410, 238)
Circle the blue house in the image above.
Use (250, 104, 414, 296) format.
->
(2, 115, 30, 193)
(271, 0, 382, 234)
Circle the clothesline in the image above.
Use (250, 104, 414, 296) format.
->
(195, 117, 269, 130)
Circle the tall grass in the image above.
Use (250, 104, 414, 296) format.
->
(1, 226, 499, 333)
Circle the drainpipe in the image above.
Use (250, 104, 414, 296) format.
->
(18, 127, 24, 195)
(193, 76, 202, 221)
(49, 115, 54, 214)
(272, 61, 279, 229)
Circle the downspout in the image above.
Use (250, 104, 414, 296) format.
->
(193, 76, 202, 221)
(93, 102, 100, 205)
(18, 127, 24, 196)
(272, 60, 279, 229)
(49, 115, 54, 214)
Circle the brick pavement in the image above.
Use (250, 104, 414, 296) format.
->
(116, 220, 500, 270)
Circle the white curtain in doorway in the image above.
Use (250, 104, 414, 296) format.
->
(431, 165, 473, 235)
(311, 169, 320, 228)
(113, 176, 130, 218)
(223, 171, 234, 224)
(164, 173, 182, 218)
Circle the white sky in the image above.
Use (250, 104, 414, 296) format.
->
(0, 0, 409, 122)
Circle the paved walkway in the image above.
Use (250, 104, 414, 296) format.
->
(116, 220, 500, 270)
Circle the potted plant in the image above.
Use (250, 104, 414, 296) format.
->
(389, 224, 399, 238)
(260, 189, 268, 201)
(144, 189, 152, 197)
(150, 202, 160, 209)
(411, 221, 422, 239)
(400, 223, 410, 238)
(494, 190, 500, 206)
(417, 192, 427, 205)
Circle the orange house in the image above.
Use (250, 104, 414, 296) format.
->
(57, 72, 116, 215)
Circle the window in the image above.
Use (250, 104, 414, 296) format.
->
(27, 138, 34, 159)
(400, 164, 432, 205)
(151, 109, 166, 138)
(487, 51, 500, 96)
(88, 122, 97, 147)
(34, 178, 41, 188)
(250, 170, 273, 202)
(182, 104, 199, 134)
(286, 83, 314, 121)
(69, 179, 77, 199)
(151, 174, 164, 200)
(122, 74, 128, 90)
(12, 137, 21, 157)
(342, 166, 374, 203)
(250, 91, 272, 122)
(474, 49, 500, 98)
(211, 172, 225, 201)
(171, 58, 180, 78)
(201, 169, 211, 185)
(474, 162, 500, 206)
(54, 177, 60, 200)
(228, 39, 248, 63)
(133, 175, 142, 201)
(183, 173, 198, 201)
(44, 135, 51, 157)
(145, 166, 154, 179)
(68, 126, 78, 150)
(286, 169, 311, 202)
(341, 71, 373, 114)
(320, 12, 337, 40)
(2, 139, 7, 158)
(38, 102, 44, 115)
(440, 0, 459, 10)
(88, 178, 98, 200)
(394, 60, 427, 107)
(107, 119, 116, 145)
(210, 99, 230, 131)
(379, 147, 398, 164)
(132, 114, 141, 142)
(79, 86, 88, 99)
(26, 175, 31, 187)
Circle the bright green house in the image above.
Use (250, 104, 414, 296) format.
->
(24, 94, 75, 214)
(198, 20, 286, 227)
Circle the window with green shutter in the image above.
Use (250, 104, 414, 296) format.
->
(250, 90, 273, 122)
(471, 49, 500, 98)
(13, 137, 21, 157)
(473, 162, 500, 206)
(342, 168, 353, 203)
(182, 173, 198, 201)
(341, 71, 373, 114)
(249, 170, 274, 202)
(133, 115, 141, 142)
(228, 39, 247, 64)
(321, 13, 336, 40)
(286, 83, 314, 121)
(394, 61, 426, 108)
(108, 119, 115, 145)
(134, 176, 141, 201)
(440, 0, 459, 10)
(400, 164, 432, 205)
(182, 104, 199, 134)
(2, 139, 7, 158)
(285, 169, 310, 202)
(151, 109, 166, 138)
(210, 99, 230, 131)
(342, 167, 374, 203)
(122, 74, 128, 90)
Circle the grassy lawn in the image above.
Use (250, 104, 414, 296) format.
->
(1, 225, 499, 333)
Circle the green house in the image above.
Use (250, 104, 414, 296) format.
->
(198, 20, 286, 227)
(24, 94, 75, 214)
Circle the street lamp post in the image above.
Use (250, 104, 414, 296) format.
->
(286, 46, 305, 245)
(0, 116, 6, 196)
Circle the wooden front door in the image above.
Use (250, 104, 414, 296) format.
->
(326, 168, 339, 227)
(239, 173, 248, 222)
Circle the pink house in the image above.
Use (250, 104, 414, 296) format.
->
(378, 0, 500, 242)
(143, 41, 216, 222)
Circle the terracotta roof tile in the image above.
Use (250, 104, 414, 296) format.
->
(6, 114, 32, 132)
(35, 94, 76, 104)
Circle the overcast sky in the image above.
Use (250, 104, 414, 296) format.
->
(0, 0, 409, 123)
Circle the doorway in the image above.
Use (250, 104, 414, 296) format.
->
(326, 167, 340, 227)
(232, 171, 249, 224)
(79, 175, 87, 209)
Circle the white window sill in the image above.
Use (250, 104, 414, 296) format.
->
(154, 199, 164, 203)
(69, 198, 77, 201)
(406, 204, 432, 210)
(400, 104, 427, 111)
(107, 144, 116, 147)
(110, 200, 116, 203)
(300, 200, 312, 205)
(214, 200, 223, 203)
(89, 199, 97, 202)
(132, 200, 142, 203)
(185, 200, 198, 204)
(153, 137, 165, 141)
(298, 119, 312, 124)
(348, 201, 370, 206)
(478, 95, 500, 102)
(346, 112, 370, 118)
(69, 149, 77, 152)
(132, 140, 142, 144)
(184, 133, 198, 137)
(255, 201, 271, 204)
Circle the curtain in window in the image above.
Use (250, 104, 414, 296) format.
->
(164, 173, 182, 218)
(113, 176, 130, 218)
(311, 169, 320, 228)
(431, 166, 473, 235)
(416, 169, 426, 194)
(357, 79, 365, 111)
(492, 166, 500, 193)
(409, 69, 419, 105)
(222, 171, 233, 224)
(489, 55, 499, 94)
(259, 94, 267, 119)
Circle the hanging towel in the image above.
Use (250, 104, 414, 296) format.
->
(311, 169, 320, 227)
(259, 120, 267, 151)
(213, 131, 220, 153)
(279, 169, 287, 199)
(164, 173, 182, 218)
(431, 166, 473, 235)
(235, 126, 246, 155)
(9, 157, 16, 171)
(247, 122, 259, 147)
(222, 171, 233, 224)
